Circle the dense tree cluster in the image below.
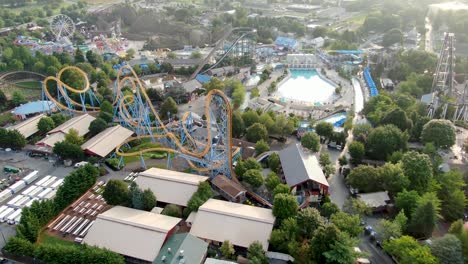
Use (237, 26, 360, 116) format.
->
(0, 128, 26, 150)
(102, 180, 157, 211)
(185, 181, 213, 215)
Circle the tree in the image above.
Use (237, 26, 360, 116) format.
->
(301, 132, 320, 152)
(242, 169, 264, 189)
(232, 111, 245, 138)
(102, 179, 129, 205)
(51, 113, 67, 126)
(319, 153, 331, 167)
(231, 83, 246, 109)
(160, 97, 178, 120)
(380, 107, 412, 131)
(242, 110, 260, 128)
(268, 153, 280, 173)
(379, 163, 410, 194)
(352, 123, 373, 143)
(265, 172, 281, 192)
(37, 117, 55, 134)
(343, 198, 371, 217)
(89, 118, 107, 136)
(74, 48, 85, 63)
(86, 50, 100, 67)
(4, 237, 34, 256)
(376, 219, 403, 242)
(395, 190, 421, 219)
(321, 202, 340, 218)
(421, 119, 456, 148)
(162, 204, 182, 217)
(190, 51, 202, 59)
(346, 165, 381, 193)
(273, 184, 291, 196)
(271, 115, 294, 138)
(315, 122, 334, 140)
(246, 123, 268, 143)
(251, 87, 260, 98)
(273, 193, 298, 220)
(53, 141, 84, 161)
(63, 128, 83, 145)
(142, 188, 157, 211)
(220, 240, 235, 260)
(401, 151, 433, 194)
(437, 169, 466, 221)
(384, 236, 438, 264)
(409, 192, 441, 238)
(330, 211, 362, 238)
(310, 224, 341, 263)
(297, 208, 324, 239)
(348, 141, 365, 164)
(323, 233, 359, 264)
(255, 140, 269, 155)
(338, 156, 348, 167)
(186, 182, 213, 214)
(12, 91, 27, 106)
(367, 124, 408, 160)
(382, 28, 403, 47)
(203, 78, 225, 92)
(100, 100, 113, 114)
(247, 241, 268, 264)
(429, 234, 464, 264)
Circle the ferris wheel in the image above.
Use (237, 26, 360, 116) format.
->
(50, 14, 75, 41)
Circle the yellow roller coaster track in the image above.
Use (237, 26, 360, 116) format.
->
(43, 65, 239, 176)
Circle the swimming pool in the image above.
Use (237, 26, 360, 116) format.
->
(276, 69, 336, 104)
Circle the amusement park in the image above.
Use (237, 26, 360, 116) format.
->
(0, 0, 467, 263)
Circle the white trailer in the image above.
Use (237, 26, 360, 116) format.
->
(60, 216, 77, 233)
(78, 220, 94, 237)
(22, 185, 37, 196)
(7, 195, 24, 206)
(53, 215, 71, 231)
(42, 177, 57, 187)
(15, 196, 31, 208)
(0, 208, 15, 222)
(7, 209, 21, 224)
(0, 189, 12, 202)
(8, 180, 26, 194)
(28, 186, 43, 197)
(35, 175, 51, 186)
(44, 190, 57, 200)
(0, 205, 8, 216)
(37, 188, 52, 199)
(50, 179, 63, 189)
(73, 219, 90, 236)
(22, 170, 39, 185)
(24, 198, 39, 208)
(14, 213, 21, 225)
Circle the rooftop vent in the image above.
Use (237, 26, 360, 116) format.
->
(161, 256, 166, 262)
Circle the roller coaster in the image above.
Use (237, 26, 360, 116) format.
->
(42, 65, 241, 178)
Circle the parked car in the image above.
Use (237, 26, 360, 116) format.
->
(364, 225, 373, 235)
(74, 161, 89, 168)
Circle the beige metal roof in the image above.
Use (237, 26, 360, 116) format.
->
(36, 132, 65, 147)
(358, 191, 390, 208)
(135, 168, 209, 206)
(189, 199, 275, 250)
(83, 206, 181, 262)
(7, 114, 44, 138)
(81, 125, 133, 157)
(49, 114, 95, 135)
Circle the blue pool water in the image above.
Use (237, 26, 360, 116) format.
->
(277, 69, 336, 104)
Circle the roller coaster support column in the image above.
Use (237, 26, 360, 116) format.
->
(139, 154, 146, 169)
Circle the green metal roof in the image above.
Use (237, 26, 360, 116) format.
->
(154, 233, 208, 264)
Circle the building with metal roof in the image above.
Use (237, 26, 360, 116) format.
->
(12, 101, 56, 119)
(204, 259, 237, 264)
(358, 191, 390, 212)
(196, 74, 212, 84)
(278, 144, 329, 196)
(210, 175, 247, 203)
(81, 125, 133, 158)
(274, 36, 298, 50)
(37, 114, 96, 148)
(7, 114, 44, 138)
(154, 233, 208, 264)
(182, 79, 203, 94)
(135, 168, 209, 206)
(83, 206, 181, 263)
(189, 199, 275, 250)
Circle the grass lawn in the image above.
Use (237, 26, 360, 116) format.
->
(14, 81, 42, 89)
(0, 112, 18, 126)
(123, 141, 167, 164)
(38, 232, 78, 248)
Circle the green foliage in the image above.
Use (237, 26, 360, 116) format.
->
(242, 169, 264, 189)
(408, 192, 441, 238)
(89, 118, 108, 136)
(160, 97, 178, 120)
(378, 163, 410, 194)
(380, 107, 412, 131)
(330, 211, 363, 238)
(255, 140, 269, 155)
(33, 243, 125, 264)
(203, 77, 225, 92)
(348, 141, 365, 164)
(297, 208, 325, 239)
(319, 153, 331, 168)
(186, 181, 213, 214)
(273, 193, 298, 221)
(246, 123, 268, 143)
(53, 141, 84, 161)
(232, 111, 245, 138)
(338, 156, 348, 167)
(384, 236, 438, 264)
(265, 172, 281, 192)
(161, 204, 182, 218)
(395, 190, 421, 219)
(99, 100, 113, 114)
(421, 119, 456, 148)
(273, 184, 291, 197)
(64, 128, 84, 145)
(343, 198, 371, 217)
(320, 202, 340, 219)
(322, 233, 359, 264)
(0, 128, 26, 150)
(315, 122, 334, 140)
(346, 165, 381, 193)
(102, 179, 129, 206)
(247, 241, 268, 264)
(367, 124, 408, 160)
(310, 224, 341, 263)
(401, 151, 433, 194)
(429, 234, 464, 264)
(251, 87, 260, 98)
(268, 152, 280, 173)
(241, 109, 260, 128)
(4, 237, 34, 256)
(301, 132, 320, 152)
(51, 113, 67, 126)
(12, 90, 27, 106)
(142, 188, 157, 211)
(230, 80, 246, 109)
(437, 169, 466, 222)
(98, 112, 113, 123)
(382, 28, 403, 47)
(220, 240, 235, 260)
(271, 115, 295, 138)
(37, 117, 55, 134)
(376, 219, 403, 242)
